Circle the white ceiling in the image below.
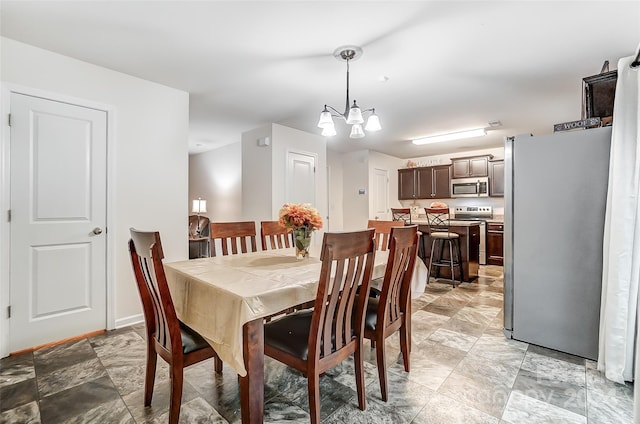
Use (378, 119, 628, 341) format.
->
(1, 1, 638, 158)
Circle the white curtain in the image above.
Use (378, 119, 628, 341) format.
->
(598, 48, 640, 391)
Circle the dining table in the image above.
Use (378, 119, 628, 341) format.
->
(163, 244, 427, 423)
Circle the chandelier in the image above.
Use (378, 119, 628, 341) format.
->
(317, 46, 381, 139)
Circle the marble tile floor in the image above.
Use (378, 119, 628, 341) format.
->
(0, 266, 634, 423)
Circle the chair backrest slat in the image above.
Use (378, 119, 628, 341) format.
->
(210, 221, 257, 256)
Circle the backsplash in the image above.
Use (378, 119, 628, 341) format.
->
(403, 197, 505, 218)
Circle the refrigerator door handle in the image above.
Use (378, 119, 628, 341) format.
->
(503, 136, 515, 334)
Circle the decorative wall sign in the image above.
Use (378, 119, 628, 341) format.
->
(553, 117, 601, 132)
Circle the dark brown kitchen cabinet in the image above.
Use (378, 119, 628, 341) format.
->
(417, 165, 451, 199)
(451, 155, 492, 178)
(398, 168, 417, 200)
(398, 166, 451, 200)
(489, 160, 505, 197)
(487, 222, 504, 265)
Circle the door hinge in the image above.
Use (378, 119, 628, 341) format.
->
(7, 209, 10, 222)
(7, 306, 11, 319)
(7, 113, 11, 127)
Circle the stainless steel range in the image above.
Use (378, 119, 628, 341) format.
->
(454, 206, 493, 265)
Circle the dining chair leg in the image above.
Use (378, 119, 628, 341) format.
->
(400, 322, 410, 373)
(448, 240, 456, 288)
(308, 372, 321, 424)
(169, 365, 184, 424)
(354, 342, 366, 411)
(428, 239, 437, 282)
(374, 334, 388, 402)
(144, 349, 157, 406)
(457, 239, 464, 284)
(214, 356, 223, 373)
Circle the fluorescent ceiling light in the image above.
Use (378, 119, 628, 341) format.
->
(412, 128, 487, 145)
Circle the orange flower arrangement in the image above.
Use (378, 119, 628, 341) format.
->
(278, 203, 323, 231)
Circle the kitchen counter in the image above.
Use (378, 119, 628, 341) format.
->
(416, 222, 480, 282)
(411, 218, 482, 227)
(486, 215, 504, 224)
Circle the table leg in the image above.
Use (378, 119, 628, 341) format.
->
(240, 318, 264, 424)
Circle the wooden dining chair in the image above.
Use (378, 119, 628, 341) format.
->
(367, 219, 405, 251)
(209, 221, 257, 256)
(263, 229, 376, 423)
(260, 220, 293, 250)
(128, 228, 223, 424)
(361, 225, 418, 402)
(391, 208, 412, 224)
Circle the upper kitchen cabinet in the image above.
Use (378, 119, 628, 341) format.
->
(398, 166, 451, 200)
(451, 155, 493, 178)
(398, 168, 417, 200)
(489, 159, 505, 197)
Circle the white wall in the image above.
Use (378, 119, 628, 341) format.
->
(342, 150, 370, 231)
(1, 37, 189, 329)
(241, 124, 327, 237)
(241, 125, 273, 224)
(405, 146, 504, 168)
(189, 142, 242, 222)
(327, 150, 344, 232)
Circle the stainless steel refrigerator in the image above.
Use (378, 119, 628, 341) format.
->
(503, 126, 612, 360)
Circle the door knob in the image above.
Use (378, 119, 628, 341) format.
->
(93, 227, 103, 235)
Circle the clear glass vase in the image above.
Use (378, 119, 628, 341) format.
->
(293, 227, 312, 260)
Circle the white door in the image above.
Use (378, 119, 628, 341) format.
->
(9, 93, 107, 352)
(372, 168, 389, 220)
(286, 152, 316, 205)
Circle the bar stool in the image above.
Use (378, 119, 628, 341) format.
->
(391, 208, 412, 224)
(424, 208, 463, 287)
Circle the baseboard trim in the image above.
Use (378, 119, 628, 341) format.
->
(115, 314, 144, 329)
(10, 329, 106, 356)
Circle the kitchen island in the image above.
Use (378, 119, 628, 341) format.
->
(413, 219, 481, 282)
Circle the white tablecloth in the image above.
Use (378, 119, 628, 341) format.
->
(164, 246, 426, 376)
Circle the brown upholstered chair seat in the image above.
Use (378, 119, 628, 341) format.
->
(264, 310, 346, 361)
(362, 296, 380, 331)
(179, 322, 212, 354)
(354, 295, 406, 332)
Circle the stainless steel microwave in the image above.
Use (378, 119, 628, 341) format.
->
(451, 177, 489, 198)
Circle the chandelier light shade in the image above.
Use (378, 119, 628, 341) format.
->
(364, 110, 381, 132)
(318, 46, 381, 139)
(349, 124, 365, 138)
